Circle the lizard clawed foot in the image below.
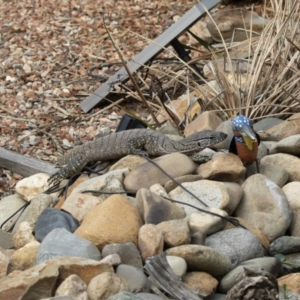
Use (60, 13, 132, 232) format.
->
(48, 173, 63, 187)
(130, 149, 149, 158)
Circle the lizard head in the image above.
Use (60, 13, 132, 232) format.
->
(182, 130, 227, 153)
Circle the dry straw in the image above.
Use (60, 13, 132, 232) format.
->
(101, 0, 300, 126)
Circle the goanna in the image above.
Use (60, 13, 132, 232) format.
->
(48, 128, 227, 185)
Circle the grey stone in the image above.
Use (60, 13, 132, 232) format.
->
(34, 208, 79, 242)
(136, 188, 185, 224)
(102, 242, 143, 270)
(207, 294, 226, 300)
(261, 153, 300, 182)
(187, 208, 228, 236)
(108, 292, 142, 300)
(215, 120, 233, 150)
(40, 297, 75, 300)
(0, 194, 27, 231)
(270, 134, 300, 155)
(35, 228, 101, 264)
(0, 229, 13, 249)
(219, 257, 283, 293)
(13, 194, 58, 233)
(283, 253, 300, 267)
(124, 153, 197, 192)
(116, 264, 151, 293)
(205, 228, 264, 269)
(136, 293, 164, 300)
(169, 180, 242, 216)
(253, 117, 283, 131)
(270, 236, 300, 255)
(191, 232, 206, 245)
(234, 174, 292, 242)
(259, 164, 289, 187)
(71, 169, 128, 199)
(165, 244, 232, 277)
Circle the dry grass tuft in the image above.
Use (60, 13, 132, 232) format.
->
(199, 0, 300, 121)
(105, 0, 300, 127)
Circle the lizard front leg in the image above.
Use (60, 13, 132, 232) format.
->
(127, 137, 149, 157)
(48, 152, 89, 186)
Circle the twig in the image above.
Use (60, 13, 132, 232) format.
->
(101, 7, 160, 126)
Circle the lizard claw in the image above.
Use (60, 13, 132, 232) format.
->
(48, 173, 63, 187)
(137, 150, 149, 158)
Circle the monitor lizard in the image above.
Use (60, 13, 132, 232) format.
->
(48, 128, 227, 186)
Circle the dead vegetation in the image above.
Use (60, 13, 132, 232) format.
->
(0, 0, 300, 163)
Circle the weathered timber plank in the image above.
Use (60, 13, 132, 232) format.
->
(80, 0, 221, 112)
(0, 147, 57, 177)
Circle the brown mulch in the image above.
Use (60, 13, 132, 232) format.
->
(0, 0, 262, 195)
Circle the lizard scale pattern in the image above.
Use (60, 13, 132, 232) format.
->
(48, 128, 227, 185)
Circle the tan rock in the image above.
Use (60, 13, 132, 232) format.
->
(156, 219, 191, 247)
(87, 272, 129, 300)
(282, 182, 300, 210)
(184, 111, 222, 137)
(55, 274, 88, 299)
(149, 183, 169, 198)
(156, 97, 200, 124)
(52, 257, 113, 286)
(75, 195, 142, 249)
(278, 273, 300, 296)
(13, 222, 36, 249)
(188, 20, 213, 44)
(182, 271, 218, 298)
(55, 174, 89, 209)
(0, 257, 113, 299)
(0, 249, 10, 279)
(8, 241, 39, 273)
(15, 173, 56, 201)
(0, 260, 59, 300)
(138, 224, 164, 261)
(196, 153, 246, 182)
(267, 113, 300, 138)
(282, 182, 300, 237)
(109, 154, 147, 171)
(124, 153, 197, 192)
(136, 188, 186, 224)
(61, 193, 102, 223)
(99, 254, 121, 267)
(207, 8, 268, 42)
(67, 169, 128, 201)
(261, 153, 300, 181)
(164, 174, 204, 193)
(187, 207, 228, 236)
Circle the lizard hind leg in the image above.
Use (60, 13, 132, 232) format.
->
(48, 152, 89, 186)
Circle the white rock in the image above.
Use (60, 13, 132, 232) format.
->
(187, 207, 228, 236)
(166, 255, 187, 278)
(15, 173, 52, 201)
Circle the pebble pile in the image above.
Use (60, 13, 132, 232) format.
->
(2, 112, 300, 299)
